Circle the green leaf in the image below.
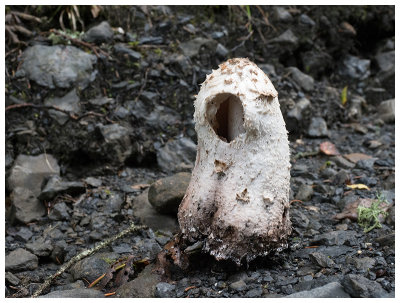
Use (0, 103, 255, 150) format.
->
(341, 86, 348, 105)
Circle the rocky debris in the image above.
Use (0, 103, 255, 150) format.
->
(156, 137, 196, 172)
(295, 184, 314, 202)
(38, 175, 85, 201)
(96, 123, 132, 165)
(146, 105, 180, 130)
(307, 117, 329, 137)
(339, 55, 370, 80)
(287, 282, 350, 298)
(48, 202, 71, 221)
(116, 264, 161, 297)
(274, 7, 293, 22)
(44, 89, 81, 125)
(378, 99, 395, 123)
(229, 279, 247, 292)
(40, 288, 104, 298)
(286, 97, 311, 130)
(155, 282, 176, 298)
(25, 241, 54, 257)
(83, 21, 114, 44)
(346, 256, 376, 272)
(287, 67, 315, 92)
(114, 43, 142, 61)
(16, 45, 97, 89)
(342, 274, 388, 298)
(5, 272, 20, 286)
(148, 172, 191, 215)
(179, 37, 217, 58)
(375, 50, 394, 73)
(269, 29, 298, 46)
(311, 230, 358, 246)
(5, 248, 39, 272)
(309, 252, 335, 268)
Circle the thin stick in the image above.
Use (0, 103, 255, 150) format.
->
(32, 223, 147, 298)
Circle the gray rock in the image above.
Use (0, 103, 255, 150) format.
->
(5, 248, 38, 272)
(229, 280, 247, 292)
(48, 202, 71, 221)
(301, 50, 332, 79)
(6, 271, 20, 287)
(116, 264, 161, 297)
(295, 184, 314, 201)
(104, 192, 124, 213)
(339, 55, 370, 80)
(216, 43, 229, 57)
(14, 226, 33, 242)
(8, 154, 60, 196)
(346, 257, 375, 272)
(332, 156, 355, 169)
(270, 29, 298, 46)
(375, 50, 395, 73)
(309, 252, 335, 268)
(375, 233, 395, 248)
(130, 189, 179, 233)
(155, 282, 176, 298)
(156, 137, 197, 172)
(180, 37, 217, 58)
(290, 208, 310, 229)
(70, 252, 119, 283)
(148, 172, 191, 215)
(245, 287, 263, 297)
(378, 99, 395, 123)
(16, 45, 97, 89)
(84, 177, 102, 187)
(44, 89, 81, 125)
(146, 105, 180, 130)
(83, 21, 113, 44)
(287, 282, 350, 298)
(114, 43, 141, 60)
(287, 97, 311, 121)
(9, 187, 46, 223)
(139, 36, 163, 45)
(39, 175, 85, 201)
(274, 7, 293, 22)
(259, 63, 276, 77)
(40, 288, 104, 298)
(307, 117, 329, 137)
(25, 241, 54, 257)
(343, 274, 388, 298)
(288, 67, 314, 92)
(97, 123, 132, 164)
(88, 95, 115, 106)
(311, 230, 357, 246)
(299, 14, 316, 26)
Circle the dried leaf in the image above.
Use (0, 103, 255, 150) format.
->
(114, 255, 134, 288)
(344, 153, 373, 163)
(340, 21, 357, 35)
(320, 141, 340, 156)
(346, 184, 370, 190)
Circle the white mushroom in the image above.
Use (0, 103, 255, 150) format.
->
(178, 58, 291, 265)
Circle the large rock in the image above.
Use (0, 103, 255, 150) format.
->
(44, 89, 81, 125)
(116, 264, 161, 297)
(378, 99, 395, 123)
(16, 45, 97, 89)
(8, 154, 60, 196)
(83, 21, 114, 44)
(40, 289, 104, 298)
(179, 37, 217, 58)
(307, 117, 329, 137)
(38, 175, 85, 201)
(342, 274, 388, 298)
(156, 137, 197, 172)
(5, 248, 38, 272)
(287, 282, 350, 298)
(9, 187, 46, 223)
(148, 172, 191, 215)
(339, 55, 370, 80)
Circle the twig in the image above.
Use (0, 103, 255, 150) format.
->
(134, 68, 150, 102)
(49, 29, 110, 59)
(32, 223, 147, 298)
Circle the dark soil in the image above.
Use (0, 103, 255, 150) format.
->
(5, 5, 395, 298)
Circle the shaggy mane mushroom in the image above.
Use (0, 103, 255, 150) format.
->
(178, 58, 291, 265)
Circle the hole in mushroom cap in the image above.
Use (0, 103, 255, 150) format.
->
(206, 93, 245, 143)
